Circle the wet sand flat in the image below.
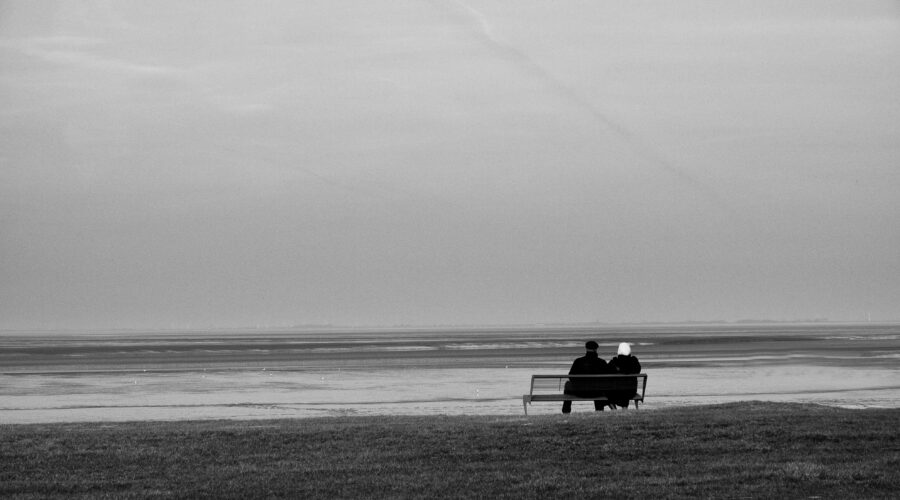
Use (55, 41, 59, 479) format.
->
(1, 323, 898, 422)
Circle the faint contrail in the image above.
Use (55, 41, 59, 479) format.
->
(215, 142, 469, 215)
(445, 0, 732, 210)
(452, 0, 499, 42)
(216, 143, 401, 204)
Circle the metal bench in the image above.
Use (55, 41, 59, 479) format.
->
(522, 374, 648, 415)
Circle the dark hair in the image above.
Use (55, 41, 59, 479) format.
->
(585, 341, 599, 350)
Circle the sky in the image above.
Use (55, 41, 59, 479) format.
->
(1, 0, 899, 330)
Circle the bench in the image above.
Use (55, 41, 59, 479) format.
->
(522, 374, 648, 415)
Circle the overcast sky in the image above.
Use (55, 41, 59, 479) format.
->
(2, 0, 899, 330)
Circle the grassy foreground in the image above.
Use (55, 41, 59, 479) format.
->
(2, 402, 898, 499)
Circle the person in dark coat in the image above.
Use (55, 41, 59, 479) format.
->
(607, 342, 641, 408)
(562, 340, 611, 413)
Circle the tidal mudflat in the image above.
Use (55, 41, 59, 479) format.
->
(1, 323, 898, 423)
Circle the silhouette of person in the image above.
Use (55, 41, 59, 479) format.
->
(608, 342, 641, 409)
(562, 340, 610, 413)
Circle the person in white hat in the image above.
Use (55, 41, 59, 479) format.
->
(608, 342, 641, 409)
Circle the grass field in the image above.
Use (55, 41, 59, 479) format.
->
(2, 402, 898, 498)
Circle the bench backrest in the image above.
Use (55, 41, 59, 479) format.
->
(529, 374, 647, 397)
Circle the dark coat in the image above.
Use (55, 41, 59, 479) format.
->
(565, 351, 610, 396)
(608, 354, 641, 406)
(569, 351, 610, 375)
(609, 354, 641, 374)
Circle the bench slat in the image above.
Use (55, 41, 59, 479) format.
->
(526, 395, 645, 402)
(523, 374, 647, 415)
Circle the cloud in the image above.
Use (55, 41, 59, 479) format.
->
(9, 36, 184, 77)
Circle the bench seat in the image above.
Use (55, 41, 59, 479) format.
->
(523, 374, 647, 415)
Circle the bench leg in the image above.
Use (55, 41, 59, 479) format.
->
(522, 396, 528, 416)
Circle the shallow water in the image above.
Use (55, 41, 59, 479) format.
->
(1, 323, 898, 422)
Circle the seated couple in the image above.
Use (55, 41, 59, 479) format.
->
(563, 340, 642, 414)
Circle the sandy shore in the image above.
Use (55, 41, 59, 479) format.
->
(1, 323, 898, 423)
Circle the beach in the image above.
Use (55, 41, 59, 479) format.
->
(1, 323, 898, 423)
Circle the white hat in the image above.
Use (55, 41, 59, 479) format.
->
(617, 342, 631, 356)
